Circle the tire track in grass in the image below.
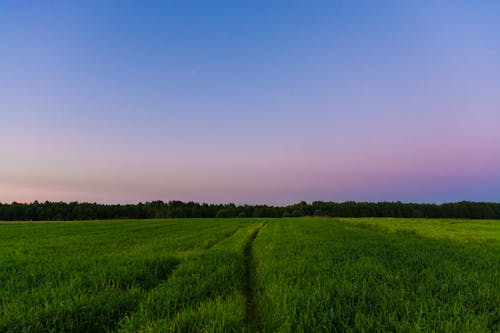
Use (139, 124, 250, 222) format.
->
(243, 220, 268, 330)
(203, 226, 242, 250)
(175, 226, 242, 255)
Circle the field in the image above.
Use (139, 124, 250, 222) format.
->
(0, 218, 498, 332)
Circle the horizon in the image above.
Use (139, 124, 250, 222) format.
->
(2, 1, 500, 204)
(2, 199, 499, 207)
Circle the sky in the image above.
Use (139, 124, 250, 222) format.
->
(1, 1, 499, 205)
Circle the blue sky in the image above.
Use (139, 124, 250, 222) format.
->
(1, 1, 499, 204)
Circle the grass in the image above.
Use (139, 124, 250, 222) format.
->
(0, 217, 498, 332)
(337, 217, 500, 244)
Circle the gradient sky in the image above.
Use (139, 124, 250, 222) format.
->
(1, 1, 499, 204)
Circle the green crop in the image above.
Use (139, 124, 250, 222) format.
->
(253, 218, 499, 332)
(0, 217, 498, 332)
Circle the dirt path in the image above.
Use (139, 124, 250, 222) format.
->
(242, 221, 268, 330)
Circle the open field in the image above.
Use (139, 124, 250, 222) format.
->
(1, 218, 499, 332)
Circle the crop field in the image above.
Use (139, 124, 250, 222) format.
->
(0, 218, 499, 332)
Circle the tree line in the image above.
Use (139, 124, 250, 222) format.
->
(0, 200, 499, 221)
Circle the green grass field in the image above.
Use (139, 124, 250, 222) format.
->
(1, 218, 498, 332)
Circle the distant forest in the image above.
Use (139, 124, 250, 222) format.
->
(1, 200, 499, 221)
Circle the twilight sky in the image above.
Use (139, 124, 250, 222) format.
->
(1, 1, 499, 204)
